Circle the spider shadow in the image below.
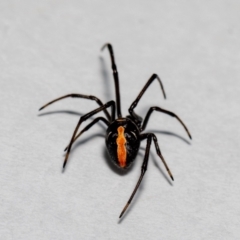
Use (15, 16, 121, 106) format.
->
(38, 110, 84, 117)
(147, 129, 191, 145)
(63, 133, 106, 153)
(38, 110, 107, 131)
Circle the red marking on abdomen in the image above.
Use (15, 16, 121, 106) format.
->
(116, 126, 127, 168)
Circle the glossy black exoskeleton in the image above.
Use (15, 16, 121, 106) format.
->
(39, 43, 192, 218)
(106, 117, 140, 169)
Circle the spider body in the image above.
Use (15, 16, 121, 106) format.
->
(39, 43, 192, 218)
(106, 117, 140, 169)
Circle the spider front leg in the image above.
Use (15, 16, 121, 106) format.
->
(119, 134, 152, 218)
(141, 106, 192, 139)
(64, 117, 109, 151)
(128, 74, 166, 126)
(101, 43, 122, 118)
(39, 93, 111, 120)
(63, 100, 115, 169)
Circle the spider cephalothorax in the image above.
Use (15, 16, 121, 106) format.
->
(39, 43, 192, 218)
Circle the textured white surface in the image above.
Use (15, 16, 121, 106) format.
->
(1, 1, 240, 239)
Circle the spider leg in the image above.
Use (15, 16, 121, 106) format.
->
(101, 43, 122, 118)
(119, 134, 152, 218)
(128, 74, 166, 125)
(64, 117, 109, 152)
(39, 93, 111, 121)
(63, 100, 115, 169)
(141, 106, 192, 139)
(141, 133, 174, 181)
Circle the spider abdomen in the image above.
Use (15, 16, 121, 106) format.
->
(105, 118, 140, 169)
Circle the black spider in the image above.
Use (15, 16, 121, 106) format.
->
(39, 43, 192, 218)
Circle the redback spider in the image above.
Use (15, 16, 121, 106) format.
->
(39, 43, 192, 218)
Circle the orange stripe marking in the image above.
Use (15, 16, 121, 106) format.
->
(116, 126, 127, 168)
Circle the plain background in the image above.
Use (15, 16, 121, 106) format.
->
(0, 1, 240, 239)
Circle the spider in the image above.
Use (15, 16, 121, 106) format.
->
(39, 43, 192, 218)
